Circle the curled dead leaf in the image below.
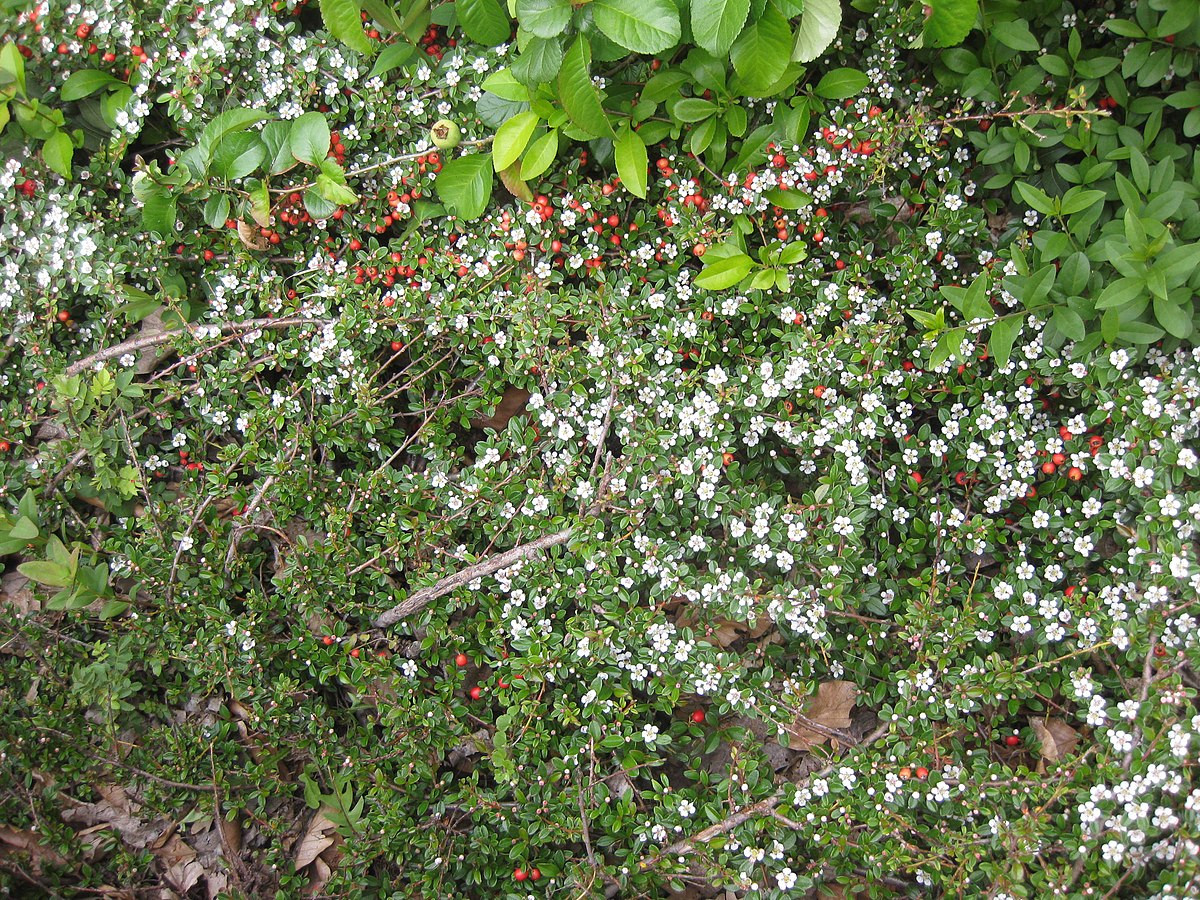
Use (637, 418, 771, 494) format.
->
(784, 681, 857, 751)
(294, 808, 338, 870)
(236, 220, 269, 251)
(1030, 717, 1079, 766)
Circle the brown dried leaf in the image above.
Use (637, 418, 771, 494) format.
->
(784, 681, 857, 751)
(472, 386, 531, 430)
(1, 572, 38, 618)
(0, 823, 68, 871)
(294, 809, 337, 870)
(1030, 717, 1079, 764)
(236, 220, 268, 251)
(498, 162, 533, 203)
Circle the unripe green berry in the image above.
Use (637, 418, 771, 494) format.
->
(431, 119, 461, 150)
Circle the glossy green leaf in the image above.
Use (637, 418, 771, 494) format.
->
(321, 0, 374, 53)
(520, 128, 558, 179)
(814, 67, 868, 99)
(922, 0, 978, 48)
(61, 68, 122, 101)
(290, 111, 331, 165)
(691, 0, 751, 57)
(731, 3, 791, 94)
(42, 130, 73, 178)
(435, 152, 494, 219)
(614, 125, 648, 198)
(557, 36, 614, 137)
(792, 0, 841, 62)
(493, 110, 540, 171)
(458, 0, 511, 45)
(695, 251, 754, 289)
(516, 0, 573, 38)
(591, 0, 680, 53)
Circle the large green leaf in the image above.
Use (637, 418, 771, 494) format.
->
(591, 0, 681, 53)
(196, 108, 269, 170)
(614, 125, 648, 198)
(690, 0, 750, 56)
(211, 132, 266, 181)
(42, 131, 73, 178)
(61, 68, 122, 101)
(1153, 295, 1194, 339)
(458, 0, 511, 45)
(695, 252, 754, 289)
(368, 42, 415, 79)
(814, 67, 868, 99)
(141, 189, 178, 237)
(520, 128, 559, 180)
(18, 560, 73, 588)
(922, 0, 978, 48)
(260, 121, 296, 174)
(493, 110, 540, 171)
(321, 0, 374, 53)
(557, 36, 614, 138)
(791, 0, 841, 62)
(516, 0, 573, 38)
(290, 111, 331, 165)
(435, 152, 494, 219)
(511, 36, 563, 85)
(730, 3, 791, 94)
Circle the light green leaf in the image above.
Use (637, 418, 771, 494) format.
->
(691, 0, 751, 57)
(731, 3, 792, 94)
(9, 516, 39, 540)
(516, 0, 573, 38)
(671, 97, 719, 122)
(142, 190, 178, 237)
(362, 0, 406, 31)
(614, 125, 648, 198)
(316, 173, 359, 205)
(196, 108, 268, 170)
(18, 560, 73, 588)
(435, 152, 494, 219)
(43, 130, 73, 178)
(321, 0, 374, 54)
(591, 0, 681, 53)
(792, 0, 842, 62)
(991, 19, 1039, 52)
(458, 0, 511, 45)
(1014, 181, 1055, 215)
(695, 251, 754, 289)
(922, 0, 978, 48)
(493, 110, 539, 171)
(481, 68, 531, 101)
(557, 36, 614, 138)
(814, 67, 868, 100)
(520, 128, 558, 180)
(290, 111, 331, 165)
(1094, 277, 1145, 310)
(211, 132, 266, 180)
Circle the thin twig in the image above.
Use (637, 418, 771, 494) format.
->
(64, 316, 333, 376)
(640, 721, 891, 870)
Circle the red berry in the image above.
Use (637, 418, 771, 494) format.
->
(322, 635, 334, 645)
(469, 686, 482, 700)
(1004, 735, 1020, 747)
(690, 709, 705, 724)
(514, 869, 528, 882)
(349, 647, 360, 658)
(455, 653, 468, 667)
(0, 441, 10, 453)
(530, 868, 541, 881)
(915, 766, 929, 779)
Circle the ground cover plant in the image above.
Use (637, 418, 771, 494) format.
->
(1, 0, 1199, 896)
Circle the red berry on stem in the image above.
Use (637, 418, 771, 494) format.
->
(514, 868, 528, 882)
(455, 653, 469, 667)
(690, 709, 705, 724)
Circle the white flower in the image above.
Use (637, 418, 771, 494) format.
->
(641, 724, 659, 745)
(776, 868, 798, 890)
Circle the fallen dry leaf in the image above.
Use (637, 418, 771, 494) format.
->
(1030, 717, 1080, 766)
(1, 572, 38, 618)
(0, 823, 68, 871)
(784, 681, 857, 751)
(293, 809, 337, 870)
(472, 386, 531, 431)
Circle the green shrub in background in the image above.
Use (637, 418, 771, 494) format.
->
(0, 0, 1198, 897)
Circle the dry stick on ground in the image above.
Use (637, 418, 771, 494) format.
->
(639, 721, 891, 871)
(373, 389, 622, 629)
(64, 316, 333, 376)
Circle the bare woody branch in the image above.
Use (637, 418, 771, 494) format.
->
(639, 721, 891, 870)
(65, 316, 333, 376)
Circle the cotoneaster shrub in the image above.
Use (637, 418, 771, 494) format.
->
(0, 0, 1198, 898)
